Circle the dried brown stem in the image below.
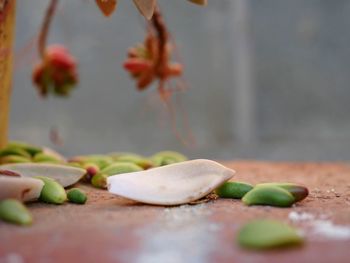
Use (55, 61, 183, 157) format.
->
(150, 7, 168, 79)
(38, 0, 58, 58)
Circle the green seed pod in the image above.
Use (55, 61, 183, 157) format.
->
(67, 188, 87, 204)
(242, 186, 295, 207)
(35, 176, 67, 204)
(0, 155, 31, 164)
(79, 162, 99, 183)
(8, 141, 43, 156)
(255, 183, 309, 202)
(101, 162, 143, 176)
(70, 155, 113, 169)
(237, 219, 303, 249)
(115, 154, 153, 169)
(67, 162, 84, 168)
(91, 173, 108, 189)
(150, 151, 188, 167)
(0, 146, 32, 159)
(215, 181, 253, 199)
(0, 199, 33, 226)
(33, 153, 61, 164)
(109, 152, 143, 161)
(83, 162, 100, 174)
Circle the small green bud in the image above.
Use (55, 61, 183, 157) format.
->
(91, 173, 108, 189)
(8, 141, 43, 156)
(70, 155, 113, 169)
(0, 199, 33, 226)
(115, 154, 153, 169)
(35, 176, 67, 204)
(0, 146, 32, 159)
(255, 183, 309, 202)
(0, 155, 31, 164)
(67, 162, 83, 168)
(33, 152, 61, 164)
(215, 181, 253, 199)
(237, 219, 303, 249)
(242, 186, 295, 207)
(150, 151, 187, 167)
(67, 188, 87, 204)
(101, 162, 143, 176)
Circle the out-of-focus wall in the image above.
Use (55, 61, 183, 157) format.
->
(9, 0, 350, 160)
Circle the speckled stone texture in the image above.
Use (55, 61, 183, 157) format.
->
(1, 161, 350, 263)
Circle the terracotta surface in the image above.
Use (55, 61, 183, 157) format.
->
(1, 161, 350, 263)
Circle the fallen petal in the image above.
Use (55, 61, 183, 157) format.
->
(0, 163, 85, 187)
(0, 177, 44, 202)
(107, 159, 235, 205)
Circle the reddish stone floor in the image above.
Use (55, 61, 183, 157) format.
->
(1, 161, 350, 263)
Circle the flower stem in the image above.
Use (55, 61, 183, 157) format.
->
(0, 0, 16, 150)
(38, 0, 58, 58)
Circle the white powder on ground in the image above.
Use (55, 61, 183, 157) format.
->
(135, 204, 220, 263)
(311, 220, 350, 240)
(289, 211, 315, 222)
(288, 211, 350, 240)
(0, 253, 24, 263)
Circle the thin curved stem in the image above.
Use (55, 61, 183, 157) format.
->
(150, 7, 168, 78)
(38, 0, 58, 58)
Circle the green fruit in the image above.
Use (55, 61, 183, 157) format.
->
(255, 183, 309, 202)
(101, 162, 143, 176)
(67, 162, 83, 168)
(109, 152, 143, 161)
(70, 155, 113, 169)
(0, 146, 31, 159)
(35, 176, 67, 204)
(215, 181, 253, 199)
(67, 188, 87, 204)
(0, 155, 31, 164)
(116, 154, 153, 169)
(8, 141, 43, 156)
(33, 153, 61, 164)
(150, 151, 187, 166)
(82, 162, 100, 174)
(0, 199, 32, 226)
(91, 173, 108, 189)
(242, 186, 295, 207)
(237, 219, 303, 249)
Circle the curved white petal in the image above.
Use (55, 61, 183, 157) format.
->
(0, 163, 85, 187)
(107, 159, 235, 205)
(0, 176, 44, 202)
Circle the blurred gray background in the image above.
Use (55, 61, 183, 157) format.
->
(9, 0, 350, 160)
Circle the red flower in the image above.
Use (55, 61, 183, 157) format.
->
(32, 44, 78, 97)
(123, 34, 183, 92)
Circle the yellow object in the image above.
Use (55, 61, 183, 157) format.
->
(0, 0, 16, 150)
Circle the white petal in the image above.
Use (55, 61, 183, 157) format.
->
(0, 163, 85, 187)
(107, 159, 235, 205)
(0, 176, 44, 202)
